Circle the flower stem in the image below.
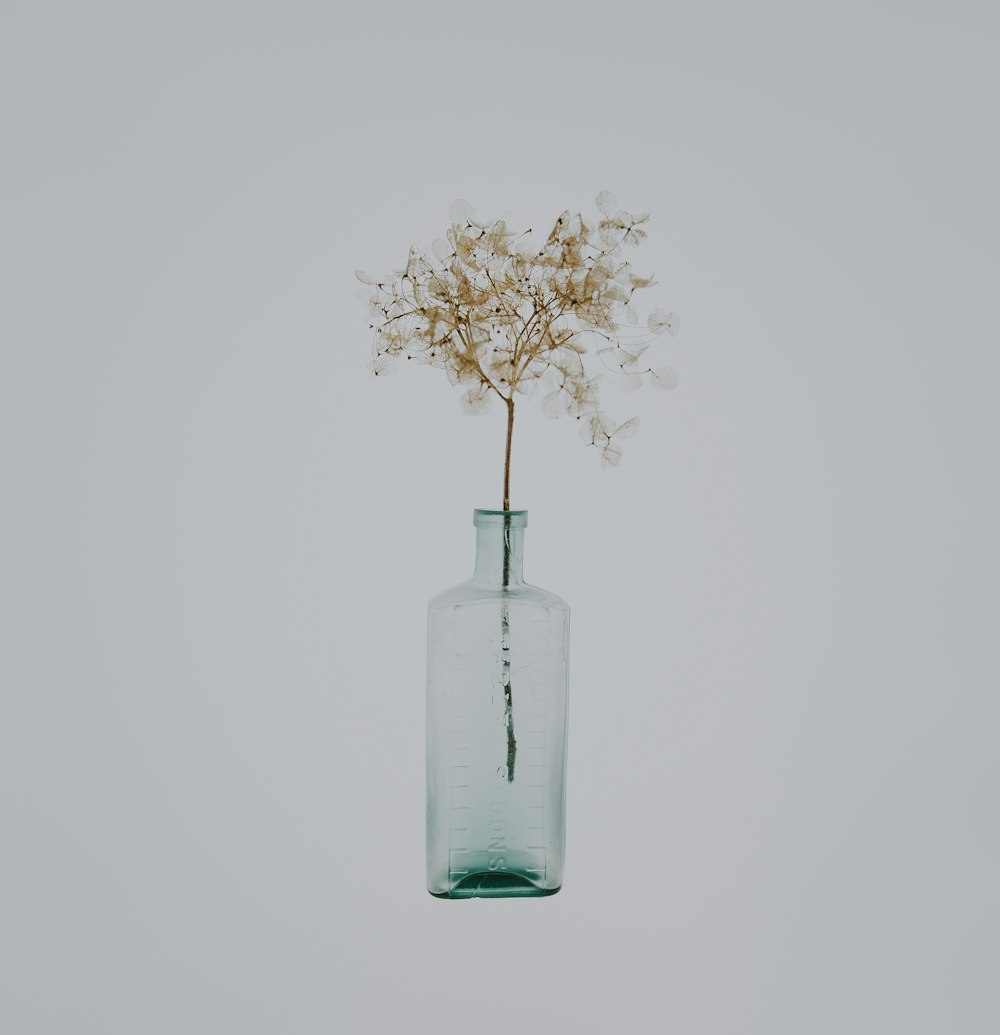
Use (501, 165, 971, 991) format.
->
(502, 396, 514, 511)
(501, 408, 517, 782)
(501, 596, 516, 783)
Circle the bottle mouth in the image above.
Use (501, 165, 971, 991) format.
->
(473, 509, 528, 528)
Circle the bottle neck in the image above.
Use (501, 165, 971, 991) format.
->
(472, 511, 527, 587)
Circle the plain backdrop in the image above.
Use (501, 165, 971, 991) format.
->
(2, 1, 998, 1032)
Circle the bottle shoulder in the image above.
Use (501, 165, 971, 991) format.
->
(428, 579, 569, 615)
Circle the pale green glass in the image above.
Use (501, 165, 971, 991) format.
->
(426, 510, 570, 898)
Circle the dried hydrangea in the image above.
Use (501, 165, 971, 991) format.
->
(358, 191, 678, 507)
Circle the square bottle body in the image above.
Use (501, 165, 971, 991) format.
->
(426, 582, 569, 899)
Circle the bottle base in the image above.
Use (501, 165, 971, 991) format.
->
(428, 872, 561, 899)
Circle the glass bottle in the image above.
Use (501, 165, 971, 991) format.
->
(426, 509, 570, 898)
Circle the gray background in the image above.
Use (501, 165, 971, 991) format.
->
(2, 1, 998, 1032)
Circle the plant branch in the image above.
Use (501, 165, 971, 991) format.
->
(503, 396, 514, 511)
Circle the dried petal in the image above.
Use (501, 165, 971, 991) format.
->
(648, 309, 679, 335)
(614, 416, 640, 440)
(460, 383, 492, 414)
(622, 342, 650, 366)
(578, 408, 614, 443)
(651, 366, 679, 390)
(449, 199, 476, 224)
(542, 390, 564, 419)
(598, 224, 625, 250)
(548, 209, 572, 243)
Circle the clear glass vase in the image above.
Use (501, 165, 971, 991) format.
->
(426, 509, 570, 898)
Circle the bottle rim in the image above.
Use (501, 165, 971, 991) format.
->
(473, 509, 528, 528)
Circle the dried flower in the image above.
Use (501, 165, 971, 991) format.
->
(359, 192, 678, 506)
